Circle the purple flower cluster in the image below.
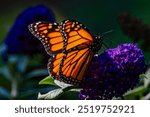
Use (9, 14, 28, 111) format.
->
(80, 43, 147, 100)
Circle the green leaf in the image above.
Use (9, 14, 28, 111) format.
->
(139, 74, 148, 79)
(17, 55, 29, 73)
(39, 75, 56, 86)
(123, 86, 147, 100)
(56, 90, 80, 100)
(54, 80, 73, 88)
(0, 66, 12, 81)
(19, 87, 55, 99)
(38, 88, 63, 100)
(25, 69, 48, 79)
(38, 88, 81, 100)
(0, 87, 10, 99)
(144, 68, 150, 87)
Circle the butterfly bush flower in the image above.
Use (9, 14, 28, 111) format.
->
(80, 43, 147, 100)
(1, 5, 55, 61)
(118, 12, 150, 51)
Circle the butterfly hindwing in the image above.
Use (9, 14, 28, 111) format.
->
(48, 53, 65, 80)
(28, 22, 64, 54)
(60, 48, 94, 85)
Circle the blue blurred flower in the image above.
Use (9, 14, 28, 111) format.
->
(1, 5, 55, 61)
(80, 43, 147, 100)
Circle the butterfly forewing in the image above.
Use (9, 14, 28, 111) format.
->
(28, 22, 64, 55)
(60, 20, 94, 52)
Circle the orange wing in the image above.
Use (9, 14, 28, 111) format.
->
(48, 47, 94, 85)
(60, 48, 94, 85)
(60, 20, 94, 52)
(28, 22, 64, 54)
(29, 20, 97, 86)
(48, 53, 65, 80)
(47, 20, 95, 85)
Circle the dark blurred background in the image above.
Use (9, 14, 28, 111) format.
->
(0, 0, 150, 99)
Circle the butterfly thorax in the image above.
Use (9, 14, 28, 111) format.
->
(91, 36, 103, 53)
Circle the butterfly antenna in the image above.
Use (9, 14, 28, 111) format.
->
(104, 36, 119, 46)
(102, 41, 110, 49)
(97, 29, 118, 49)
(101, 29, 114, 36)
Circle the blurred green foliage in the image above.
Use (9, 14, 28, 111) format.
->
(0, 55, 52, 99)
(0, 0, 150, 99)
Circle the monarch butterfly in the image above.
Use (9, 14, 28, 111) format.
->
(28, 20, 102, 86)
